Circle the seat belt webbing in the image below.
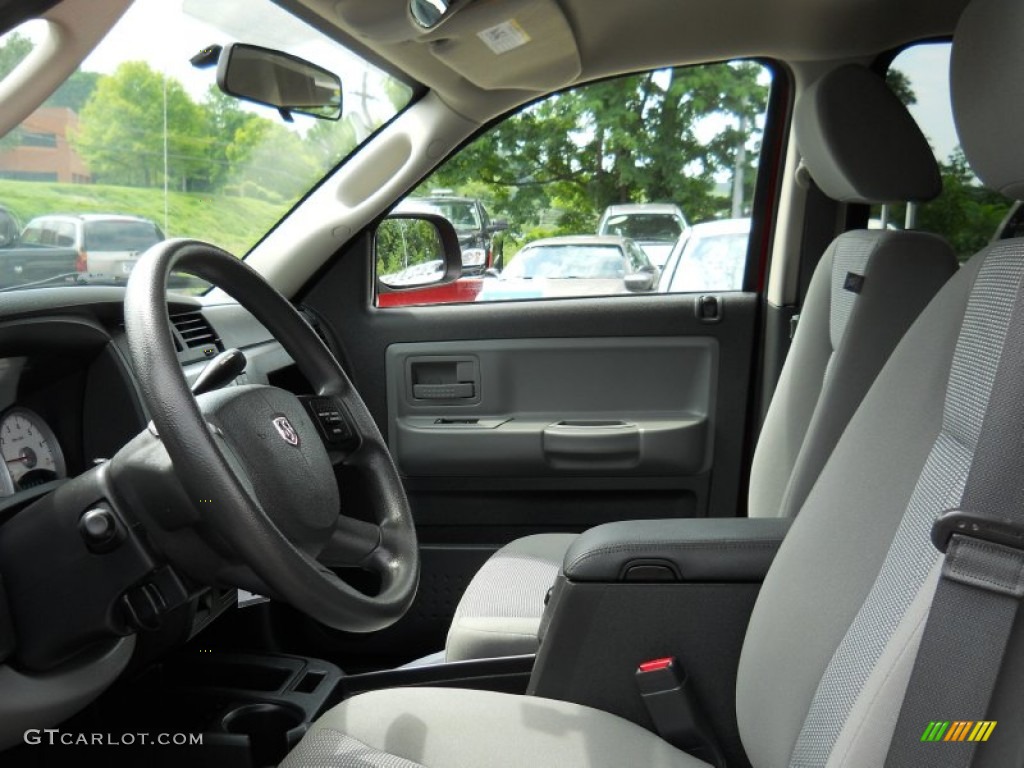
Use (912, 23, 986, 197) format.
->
(885, 289, 1024, 767)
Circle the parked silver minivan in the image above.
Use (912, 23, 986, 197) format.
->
(20, 213, 164, 282)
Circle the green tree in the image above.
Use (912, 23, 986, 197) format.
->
(202, 85, 356, 199)
(0, 32, 34, 153)
(885, 69, 917, 107)
(917, 148, 1010, 258)
(884, 147, 1012, 260)
(74, 62, 211, 189)
(201, 86, 260, 189)
(0, 31, 32, 81)
(305, 116, 358, 169)
(222, 118, 320, 202)
(424, 62, 769, 238)
(45, 71, 100, 112)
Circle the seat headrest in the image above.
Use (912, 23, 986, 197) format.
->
(952, 0, 1024, 200)
(795, 64, 941, 204)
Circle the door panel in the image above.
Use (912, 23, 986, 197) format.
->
(387, 337, 715, 478)
(298, 234, 759, 665)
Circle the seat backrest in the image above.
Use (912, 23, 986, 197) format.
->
(737, 2, 1024, 765)
(749, 65, 957, 519)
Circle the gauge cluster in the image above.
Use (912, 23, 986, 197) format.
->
(0, 407, 67, 497)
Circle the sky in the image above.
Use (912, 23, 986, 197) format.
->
(894, 43, 959, 163)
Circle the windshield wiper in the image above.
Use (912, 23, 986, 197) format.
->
(0, 273, 83, 293)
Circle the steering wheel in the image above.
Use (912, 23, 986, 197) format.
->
(122, 239, 418, 632)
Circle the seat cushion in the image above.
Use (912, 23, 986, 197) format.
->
(281, 687, 707, 768)
(445, 533, 576, 662)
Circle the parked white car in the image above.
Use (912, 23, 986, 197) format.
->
(478, 235, 657, 301)
(658, 217, 750, 293)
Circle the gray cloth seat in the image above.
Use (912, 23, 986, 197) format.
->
(282, 687, 707, 768)
(283, 5, 1024, 765)
(440, 64, 958, 664)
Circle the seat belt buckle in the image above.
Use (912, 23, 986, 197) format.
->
(930, 509, 1024, 554)
(635, 656, 725, 768)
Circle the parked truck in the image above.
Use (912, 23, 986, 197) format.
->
(0, 206, 80, 289)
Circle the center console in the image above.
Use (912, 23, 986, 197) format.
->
(129, 649, 534, 767)
(528, 517, 791, 768)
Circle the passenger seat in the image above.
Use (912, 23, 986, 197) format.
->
(434, 64, 959, 666)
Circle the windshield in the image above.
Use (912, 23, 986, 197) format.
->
(401, 199, 482, 233)
(0, 0, 412, 293)
(84, 220, 162, 252)
(502, 244, 627, 279)
(429, 202, 481, 232)
(603, 213, 683, 242)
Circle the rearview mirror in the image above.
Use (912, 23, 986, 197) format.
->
(409, 0, 465, 29)
(216, 44, 342, 121)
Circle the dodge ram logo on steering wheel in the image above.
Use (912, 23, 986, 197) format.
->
(272, 415, 300, 447)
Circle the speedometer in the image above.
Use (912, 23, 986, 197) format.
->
(0, 407, 66, 490)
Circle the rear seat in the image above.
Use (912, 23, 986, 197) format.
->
(430, 64, 960, 666)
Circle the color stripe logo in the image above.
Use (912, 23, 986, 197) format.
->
(921, 721, 996, 742)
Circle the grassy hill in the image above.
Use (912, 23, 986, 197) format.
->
(0, 179, 288, 257)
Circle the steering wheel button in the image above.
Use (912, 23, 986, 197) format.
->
(78, 506, 125, 553)
(82, 508, 114, 538)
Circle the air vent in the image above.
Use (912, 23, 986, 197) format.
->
(169, 311, 222, 354)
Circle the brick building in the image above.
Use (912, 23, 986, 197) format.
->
(0, 107, 91, 184)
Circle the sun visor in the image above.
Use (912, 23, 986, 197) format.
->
(420, 0, 581, 92)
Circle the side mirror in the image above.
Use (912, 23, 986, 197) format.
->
(216, 44, 342, 121)
(490, 218, 509, 233)
(484, 268, 501, 278)
(624, 270, 657, 293)
(376, 213, 463, 291)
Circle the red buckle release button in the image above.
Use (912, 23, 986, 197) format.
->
(638, 657, 675, 673)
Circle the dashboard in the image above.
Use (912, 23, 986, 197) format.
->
(0, 285, 315, 749)
(0, 286, 299, 517)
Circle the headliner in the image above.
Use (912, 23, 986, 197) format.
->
(291, 0, 969, 120)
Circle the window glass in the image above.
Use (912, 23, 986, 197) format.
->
(20, 223, 42, 244)
(503, 244, 626, 279)
(54, 221, 75, 247)
(0, 20, 44, 83)
(376, 60, 773, 307)
(660, 225, 749, 292)
(882, 43, 1015, 260)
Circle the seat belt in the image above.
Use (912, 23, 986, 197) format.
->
(885, 286, 1024, 767)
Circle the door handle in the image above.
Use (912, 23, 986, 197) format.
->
(409, 357, 479, 401)
(412, 383, 475, 399)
